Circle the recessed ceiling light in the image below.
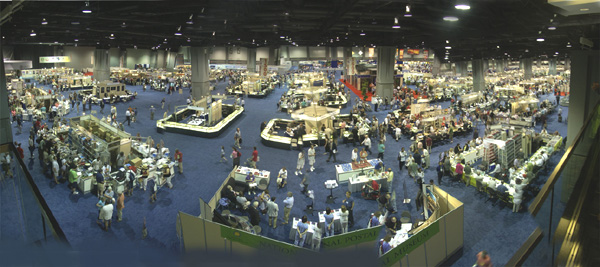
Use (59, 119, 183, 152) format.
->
(121, 22, 126, 28)
(280, 35, 285, 38)
(71, 21, 80, 25)
(443, 16, 459, 21)
(74, 39, 79, 42)
(445, 46, 452, 49)
(446, 40, 449, 43)
(566, 42, 572, 48)
(30, 30, 36, 37)
(174, 32, 182, 36)
(212, 31, 215, 36)
(525, 49, 529, 52)
(41, 18, 47, 25)
(580, 8, 589, 11)
(555, 52, 559, 54)
(82, 1, 92, 13)
(455, 4, 470, 10)
(497, 45, 500, 48)
(536, 38, 545, 42)
(548, 26, 556, 30)
(360, 30, 366, 36)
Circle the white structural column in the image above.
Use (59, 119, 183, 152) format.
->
(432, 57, 441, 76)
(549, 58, 557, 75)
(495, 59, 504, 72)
(93, 49, 110, 82)
(483, 60, 489, 73)
(523, 58, 533, 80)
(457, 61, 468, 77)
(0, 47, 13, 144)
(268, 47, 277, 65)
(537, 57, 542, 69)
(191, 47, 210, 99)
(376, 46, 395, 100)
(247, 48, 256, 73)
(119, 49, 127, 68)
(564, 57, 571, 71)
(472, 59, 485, 92)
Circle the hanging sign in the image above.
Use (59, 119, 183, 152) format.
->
(39, 56, 71, 63)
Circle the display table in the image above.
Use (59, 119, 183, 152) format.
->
(335, 159, 382, 184)
(234, 166, 270, 185)
(318, 208, 342, 233)
(388, 223, 413, 247)
(288, 217, 319, 245)
(348, 175, 387, 193)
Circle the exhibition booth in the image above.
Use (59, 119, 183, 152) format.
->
(177, 170, 464, 267)
(79, 81, 134, 104)
(156, 97, 244, 137)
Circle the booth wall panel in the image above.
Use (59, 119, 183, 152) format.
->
(203, 219, 227, 252)
(179, 212, 207, 251)
(336, 47, 344, 58)
(210, 47, 227, 61)
(308, 46, 326, 58)
(228, 47, 248, 61)
(444, 205, 464, 255)
(230, 239, 258, 255)
(289, 46, 308, 58)
(405, 242, 427, 266)
(63, 46, 94, 70)
(256, 47, 269, 61)
(424, 219, 447, 265)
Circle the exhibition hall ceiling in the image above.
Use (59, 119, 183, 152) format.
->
(1, 0, 599, 61)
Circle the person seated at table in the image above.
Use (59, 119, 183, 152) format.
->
(235, 192, 249, 210)
(362, 179, 380, 199)
(385, 216, 401, 235)
(324, 207, 335, 237)
(454, 143, 462, 155)
(222, 185, 238, 205)
(369, 211, 382, 227)
(245, 171, 255, 184)
(380, 235, 393, 255)
(463, 142, 470, 151)
(284, 127, 294, 137)
(277, 167, 288, 188)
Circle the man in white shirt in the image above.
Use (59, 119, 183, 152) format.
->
(51, 157, 60, 184)
(98, 198, 114, 231)
(124, 109, 131, 126)
(351, 148, 358, 163)
(277, 167, 288, 188)
(307, 145, 316, 172)
(282, 192, 294, 225)
(395, 127, 402, 141)
(362, 135, 372, 155)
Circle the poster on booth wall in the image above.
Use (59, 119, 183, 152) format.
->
(259, 58, 268, 77)
(331, 60, 338, 68)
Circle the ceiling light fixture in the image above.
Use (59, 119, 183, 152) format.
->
(109, 33, 115, 40)
(536, 38, 545, 42)
(566, 42, 572, 48)
(30, 30, 36, 37)
(555, 52, 559, 54)
(41, 18, 47, 25)
(280, 35, 285, 38)
(82, 1, 92, 13)
(580, 8, 589, 11)
(71, 21, 80, 25)
(360, 30, 366, 36)
(121, 22, 126, 28)
(443, 16, 459, 22)
(212, 31, 215, 36)
(187, 14, 194, 24)
(392, 17, 401, 28)
(404, 5, 412, 17)
(445, 46, 452, 49)
(455, 4, 470, 10)
(174, 26, 182, 36)
(74, 39, 79, 42)
(446, 40, 449, 43)
(548, 26, 556, 30)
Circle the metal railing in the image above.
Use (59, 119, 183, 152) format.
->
(0, 142, 69, 246)
(510, 101, 600, 266)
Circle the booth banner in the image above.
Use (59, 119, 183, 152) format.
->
(259, 58, 269, 77)
(321, 225, 382, 250)
(220, 225, 306, 255)
(331, 60, 338, 68)
(348, 58, 356, 76)
(39, 56, 71, 63)
(380, 220, 440, 266)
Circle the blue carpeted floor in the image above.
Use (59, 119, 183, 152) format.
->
(5, 71, 569, 266)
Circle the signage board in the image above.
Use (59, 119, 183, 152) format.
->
(39, 56, 71, 63)
(259, 58, 269, 77)
(380, 220, 440, 266)
(321, 226, 381, 250)
(220, 225, 305, 255)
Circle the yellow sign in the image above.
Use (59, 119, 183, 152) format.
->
(39, 56, 71, 63)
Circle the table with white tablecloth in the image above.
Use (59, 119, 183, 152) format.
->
(288, 217, 319, 245)
(348, 175, 387, 193)
(234, 166, 270, 185)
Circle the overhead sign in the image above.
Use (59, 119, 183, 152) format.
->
(407, 49, 420, 55)
(39, 56, 71, 63)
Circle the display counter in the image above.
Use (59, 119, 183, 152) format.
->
(233, 166, 270, 185)
(156, 103, 244, 138)
(348, 174, 387, 193)
(335, 159, 382, 184)
(260, 118, 326, 149)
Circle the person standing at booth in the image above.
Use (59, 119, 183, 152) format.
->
(267, 196, 279, 229)
(282, 192, 294, 225)
(342, 191, 355, 228)
(295, 216, 309, 247)
(324, 207, 335, 237)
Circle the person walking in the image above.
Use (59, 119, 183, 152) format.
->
(326, 140, 337, 163)
(307, 144, 316, 172)
(234, 128, 242, 149)
(174, 149, 183, 174)
(231, 147, 240, 168)
(377, 141, 385, 160)
(362, 135, 372, 154)
(267, 196, 279, 229)
(295, 151, 305, 175)
(282, 192, 294, 225)
(161, 98, 166, 109)
(398, 147, 407, 170)
(116, 192, 125, 222)
(28, 135, 35, 159)
(124, 109, 131, 126)
(220, 146, 227, 163)
(251, 147, 258, 169)
(150, 105, 156, 120)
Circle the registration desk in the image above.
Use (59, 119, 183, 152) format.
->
(335, 159, 382, 184)
(233, 166, 270, 185)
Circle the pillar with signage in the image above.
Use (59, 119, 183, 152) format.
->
(93, 49, 110, 82)
(523, 57, 533, 80)
(549, 58, 557, 75)
(247, 48, 257, 73)
(0, 47, 13, 144)
(191, 47, 210, 99)
(456, 61, 468, 77)
(376, 46, 395, 100)
(343, 47, 352, 81)
(259, 58, 268, 77)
